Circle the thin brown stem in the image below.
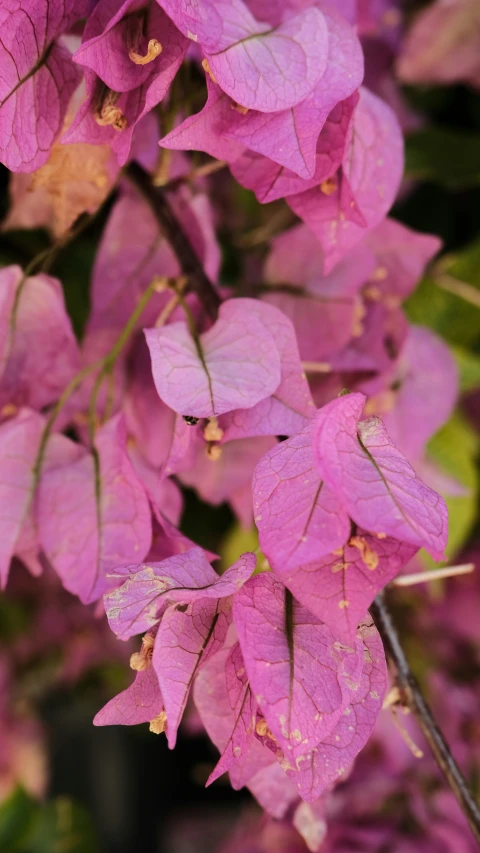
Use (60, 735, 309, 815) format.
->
(125, 161, 220, 321)
(434, 273, 480, 309)
(161, 159, 227, 192)
(370, 592, 480, 845)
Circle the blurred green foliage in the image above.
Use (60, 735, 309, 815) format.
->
(405, 128, 480, 188)
(0, 788, 100, 853)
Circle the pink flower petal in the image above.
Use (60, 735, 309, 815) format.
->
(252, 421, 350, 572)
(105, 549, 255, 639)
(145, 298, 281, 418)
(284, 532, 417, 641)
(154, 598, 231, 747)
(94, 665, 164, 726)
(0, 1, 85, 172)
(38, 415, 152, 604)
(312, 392, 448, 558)
(234, 574, 364, 758)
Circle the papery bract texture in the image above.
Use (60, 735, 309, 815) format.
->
(283, 533, 417, 641)
(220, 300, 314, 440)
(0, 410, 44, 588)
(263, 227, 375, 361)
(229, 92, 359, 204)
(252, 421, 350, 571)
(179, 435, 276, 527)
(153, 597, 231, 747)
(65, 8, 188, 165)
(75, 0, 169, 93)
(312, 393, 448, 558)
(0, 1, 86, 172)
(205, 5, 329, 113)
(145, 298, 281, 418)
(285, 619, 387, 800)
(223, 4, 363, 179)
(38, 415, 152, 604)
(160, 0, 329, 112)
(234, 574, 364, 758)
(0, 266, 80, 411)
(94, 664, 164, 726)
(288, 88, 404, 272)
(160, 77, 246, 163)
(105, 549, 255, 639)
(206, 641, 257, 784)
(365, 218, 442, 302)
(361, 325, 458, 463)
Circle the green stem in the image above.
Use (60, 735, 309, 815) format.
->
(10, 200, 114, 343)
(33, 278, 158, 489)
(87, 278, 158, 444)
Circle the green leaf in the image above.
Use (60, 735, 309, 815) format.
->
(446, 238, 480, 289)
(220, 522, 258, 572)
(405, 128, 480, 188)
(427, 412, 479, 559)
(451, 346, 480, 393)
(0, 792, 101, 853)
(405, 277, 480, 346)
(0, 787, 36, 851)
(21, 798, 101, 853)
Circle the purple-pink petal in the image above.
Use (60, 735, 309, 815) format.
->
(154, 597, 231, 748)
(0, 410, 44, 588)
(312, 392, 448, 558)
(94, 665, 163, 726)
(0, 267, 80, 411)
(145, 298, 281, 418)
(204, 5, 329, 113)
(105, 549, 255, 639)
(234, 574, 364, 758)
(0, 0, 86, 172)
(220, 299, 314, 440)
(286, 619, 387, 800)
(288, 88, 404, 272)
(38, 415, 152, 604)
(223, 4, 363, 178)
(252, 421, 350, 571)
(284, 533, 417, 641)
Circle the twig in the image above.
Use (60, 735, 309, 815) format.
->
(435, 273, 480, 309)
(125, 161, 220, 321)
(370, 592, 480, 845)
(302, 361, 332, 374)
(87, 278, 160, 444)
(161, 159, 228, 192)
(393, 563, 475, 587)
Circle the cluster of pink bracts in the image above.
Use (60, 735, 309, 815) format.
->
(0, 0, 474, 848)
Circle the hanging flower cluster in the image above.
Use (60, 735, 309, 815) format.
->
(0, 0, 466, 847)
